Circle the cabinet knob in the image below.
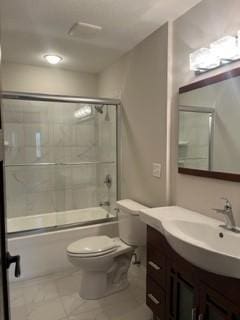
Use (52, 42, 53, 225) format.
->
(148, 261, 161, 271)
(148, 293, 160, 305)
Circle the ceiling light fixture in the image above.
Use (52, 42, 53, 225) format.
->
(44, 55, 63, 65)
(189, 31, 240, 74)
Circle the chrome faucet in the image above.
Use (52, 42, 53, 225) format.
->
(212, 197, 240, 233)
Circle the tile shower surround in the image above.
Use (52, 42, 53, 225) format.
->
(3, 100, 116, 218)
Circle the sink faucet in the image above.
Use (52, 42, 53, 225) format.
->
(212, 197, 240, 233)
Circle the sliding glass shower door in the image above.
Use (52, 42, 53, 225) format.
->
(2, 96, 118, 234)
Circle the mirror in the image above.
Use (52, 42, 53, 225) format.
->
(178, 68, 240, 181)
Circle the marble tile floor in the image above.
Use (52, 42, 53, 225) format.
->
(9, 264, 153, 320)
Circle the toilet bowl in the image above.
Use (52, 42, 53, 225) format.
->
(66, 199, 147, 299)
(67, 236, 134, 299)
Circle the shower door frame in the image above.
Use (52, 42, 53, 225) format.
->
(2, 91, 121, 237)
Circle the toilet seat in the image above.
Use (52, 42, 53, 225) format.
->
(67, 236, 120, 257)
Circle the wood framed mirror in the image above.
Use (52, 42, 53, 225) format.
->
(178, 67, 240, 182)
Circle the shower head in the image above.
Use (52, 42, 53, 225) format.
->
(95, 105, 104, 114)
(95, 105, 110, 121)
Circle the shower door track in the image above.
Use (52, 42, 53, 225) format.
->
(1, 91, 121, 106)
(5, 161, 116, 167)
(8, 216, 117, 238)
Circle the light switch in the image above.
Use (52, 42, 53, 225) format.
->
(152, 163, 161, 178)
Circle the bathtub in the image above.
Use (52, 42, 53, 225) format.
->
(7, 206, 114, 234)
(8, 208, 118, 281)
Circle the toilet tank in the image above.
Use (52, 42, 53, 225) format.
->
(116, 199, 148, 246)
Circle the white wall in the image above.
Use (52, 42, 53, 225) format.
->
(2, 63, 98, 96)
(171, 0, 240, 225)
(98, 23, 169, 207)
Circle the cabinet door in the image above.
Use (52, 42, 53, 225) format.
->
(199, 285, 240, 320)
(167, 266, 198, 320)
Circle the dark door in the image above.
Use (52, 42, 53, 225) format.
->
(0, 105, 10, 319)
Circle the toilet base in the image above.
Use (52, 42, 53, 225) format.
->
(80, 271, 129, 300)
(79, 253, 132, 300)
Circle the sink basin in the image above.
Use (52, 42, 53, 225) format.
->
(163, 219, 240, 278)
(139, 206, 240, 279)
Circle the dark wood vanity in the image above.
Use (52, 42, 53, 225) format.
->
(146, 226, 240, 320)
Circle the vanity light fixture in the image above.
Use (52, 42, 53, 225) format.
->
(190, 48, 220, 72)
(190, 31, 240, 73)
(44, 54, 63, 65)
(74, 104, 92, 119)
(210, 36, 240, 62)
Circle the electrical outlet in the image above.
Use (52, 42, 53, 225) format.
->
(152, 163, 161, 178)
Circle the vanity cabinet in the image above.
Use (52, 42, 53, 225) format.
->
(146, 226, 240, 320)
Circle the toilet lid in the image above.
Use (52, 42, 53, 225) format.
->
(67, 236, 118, 255)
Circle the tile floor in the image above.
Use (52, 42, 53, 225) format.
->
(9, 264, 152, 320)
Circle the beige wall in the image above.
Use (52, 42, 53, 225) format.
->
(98, 23, 169, 207)
(2, 63, 98, 96)
(172, 0, 240, 224)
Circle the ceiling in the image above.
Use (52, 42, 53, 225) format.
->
(1, 0, 202, 73)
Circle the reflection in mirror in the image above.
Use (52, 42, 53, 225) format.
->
(178, 107, 214, 171)
(178, 72, 240, 177)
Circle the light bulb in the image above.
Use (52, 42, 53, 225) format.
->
(190, 48, 220, 72)
(210, 36, 240, 61)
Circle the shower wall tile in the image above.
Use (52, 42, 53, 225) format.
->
(26, 191, 55, 215)
(71, 166, 96, 187)
(5, 147, 25, 164)
(24, 167, 55, 193)
(72, 187, 97, 209)
(71, 146, 96, 162)
(24, 124, 50, 146)
(50, 124, 75, 147)
(52, 147, 72, 163)
(54, 190, 73, 212)
(74, 122, 95, 146)
(3, 111, 23, 123)
(24, 147, 53, 163)
(54, 166, 72, 190)
(4, 123, 24, 147)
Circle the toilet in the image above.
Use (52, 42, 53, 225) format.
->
(66, 199, 147, 300)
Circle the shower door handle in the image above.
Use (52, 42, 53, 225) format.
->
(6, 252, 21, 277)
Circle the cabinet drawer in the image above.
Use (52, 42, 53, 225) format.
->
(147, 276, 165, 318)
(147, 244, 166, 289)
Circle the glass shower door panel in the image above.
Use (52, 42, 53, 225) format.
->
(2, 99, 59, 233)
